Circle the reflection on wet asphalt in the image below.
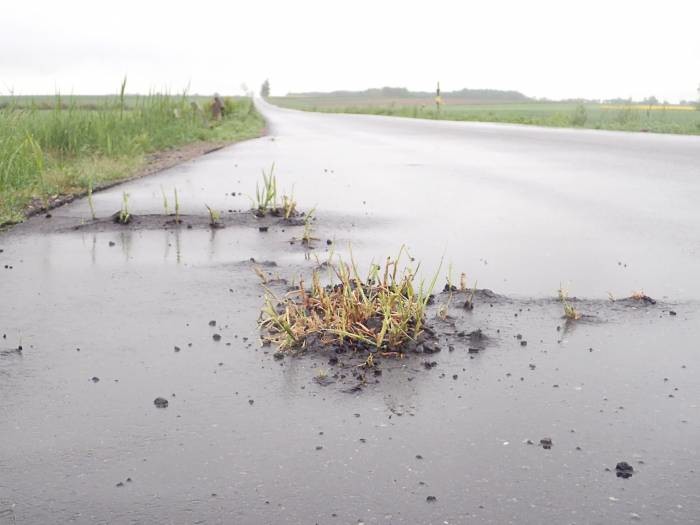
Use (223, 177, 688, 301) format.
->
(1, 100, 699, 524)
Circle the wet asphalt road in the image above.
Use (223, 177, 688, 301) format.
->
(45, 97, 700, 298)
(0, 101, 699, 524)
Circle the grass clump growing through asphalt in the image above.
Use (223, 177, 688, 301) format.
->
(86, 178, 96, 220)
(116, 192, 131, 224)
(173, 188, 181, 223)
(260, 247, 441, 354)
(254, 163, 277, 215)
(300, 207, 317, 245)
(160, 186, 170, 215)
(282, 189, 297, 219)
(205, 204, 222, 228)
(437, 265, 455, 320)
(252, 164, 299, 219)
(558, 284, 581, 320)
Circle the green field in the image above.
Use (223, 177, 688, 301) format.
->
(271, 95, 700, 135)
(0, 94, 264, 225)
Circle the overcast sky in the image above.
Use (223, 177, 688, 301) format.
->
(2, 0, 699, 102)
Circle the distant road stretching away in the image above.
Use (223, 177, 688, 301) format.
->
(254, 97, 700, 299)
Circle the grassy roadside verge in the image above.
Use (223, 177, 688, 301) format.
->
(0, 95, 265, 226)
(270, 96, 700, 135)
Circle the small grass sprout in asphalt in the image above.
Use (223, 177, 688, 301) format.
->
(557, 283, 567, 302)
(448, 268, 477, 310)
(437, 265, 454, 320)
(463, 280, 478, 310)
(563, 301, 581, 321)
(301, 207, 318, 245)
(282, 189, 297, 219)
(160, 185, 170, 215)
(360, 353, 375, 368)
(251, 164, 300, 218)
(115, 192, 131, 224)
(558, 283, 581, 320)
(630, 290, 656, 304)
(260, 246, 441, 355)
(437, 298, 451, 321)
(253, 265, 269, 284)
(173, 188, 181, 223)
(87, 178, 96, 220)
(254, 163, 277, 215)
(205, 204, 222, 228)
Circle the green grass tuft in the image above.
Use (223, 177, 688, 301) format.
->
(260, 246, 442, 354)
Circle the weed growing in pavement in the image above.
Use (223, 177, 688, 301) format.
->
(173, 188, 181, 223)
(558, 283, 581, 320)
(87, 178, 96, 220)
(557, 284, 566, 302)
(259, 246, 442, 355)
(251, 164, 300, 218)
(360, 353, 375, 368)
(116, 192, 131, 224)
(438, 264, 454, 320)
(205, 204, 221, 228)
(630, 290, 656, 304)
(255, 163, 277, 215)
(282, 189, 297, 219)
(253, 265, 269, 284)
(301, 207, 318, 245)
(160, 186, 170, 215)
(463, 280, 478, 310)
(563, 301, 581, 320)
(437, 296, 451, 320)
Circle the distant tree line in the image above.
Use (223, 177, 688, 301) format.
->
(287, 86, 531, 101)
(284, 87, 697, 106)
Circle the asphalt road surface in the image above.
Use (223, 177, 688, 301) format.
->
(1, 101, 698, 524)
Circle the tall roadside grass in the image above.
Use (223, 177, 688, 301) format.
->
(0, 90, 264, 225)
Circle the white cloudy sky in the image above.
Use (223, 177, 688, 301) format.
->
(2, 0, 699, 102)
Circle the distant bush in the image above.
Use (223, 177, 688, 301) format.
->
(614, 105, 637, 125)
(570, 104, 588, 126)
(202, 97, 255, 119)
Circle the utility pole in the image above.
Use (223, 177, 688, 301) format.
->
(435, 81, 442, 117)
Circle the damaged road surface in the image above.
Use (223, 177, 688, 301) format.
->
(1, 99, 699, 524)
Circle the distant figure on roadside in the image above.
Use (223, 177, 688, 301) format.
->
(211, 94, 224, 121)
